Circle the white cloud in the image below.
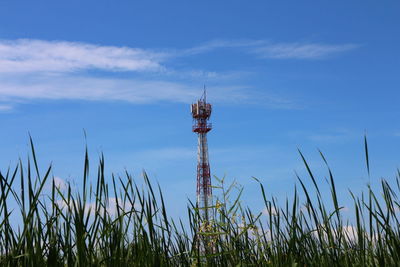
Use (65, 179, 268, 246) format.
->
(262, 206, 278, 216)
(0, 39, 165, 73)
(181, 39, 265, 56)
(253, 43, 358, 59)
(0, 104, 13, 111)
(182, 39, 358, 60)
(0, 74, 253, 104)
(341, 206, 350, 212)
(342, 225, 358, 242)
(55, 196, 138, 216)
(0, 39, 274, 107)
(0, 38, 355, 108)
(313, 224, 363, 243)
(53, 176, 68, 190)
(0, 39, 357, 76)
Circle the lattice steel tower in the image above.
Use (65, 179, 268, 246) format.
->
(191, 90, 213, 222)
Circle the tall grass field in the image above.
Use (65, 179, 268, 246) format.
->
(1, 137, 400, 266)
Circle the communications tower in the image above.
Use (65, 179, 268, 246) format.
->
(191, 89, 213, 222)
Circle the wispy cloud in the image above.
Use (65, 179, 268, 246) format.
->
(0, 39, 267, 107)
(0, 104, 13, 111)
(0, 39, 357, 75)
(181, 39, 264, 56)
(0, 74, 252, 104)
(253, 43, 358, 59)
(0, 38, 357, 109)
(0, 39, 165, 73)
(183, 39, 358, 59)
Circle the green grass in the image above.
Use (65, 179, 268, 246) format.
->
(1, 137, 400, 266)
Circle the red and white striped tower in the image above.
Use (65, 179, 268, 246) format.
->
(191, 90, 213, 222)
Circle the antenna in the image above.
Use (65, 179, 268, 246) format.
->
(201, 84, 207, 102)
(191, 86, 214, 254)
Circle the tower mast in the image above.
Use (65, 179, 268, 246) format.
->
(191, 89, 213, 222)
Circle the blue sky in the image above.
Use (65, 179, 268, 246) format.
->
(0, 1, 400, 219)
